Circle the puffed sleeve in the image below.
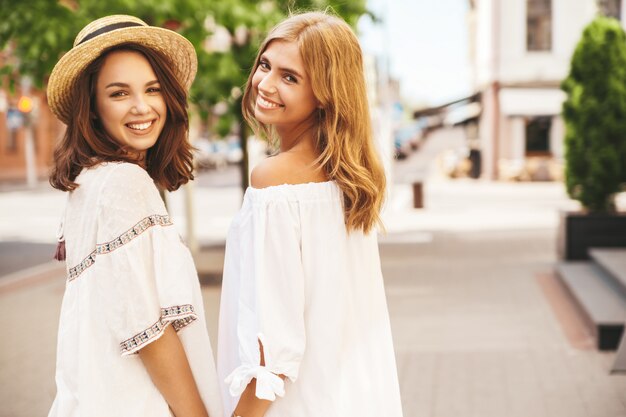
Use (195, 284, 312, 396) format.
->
(225, 194, 306, 401)
(94, 163, 200, 356)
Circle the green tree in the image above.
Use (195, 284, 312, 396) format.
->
(0, 0, 369, 189)
(0, 0, 79, 88)
(562, 16, 626, 212)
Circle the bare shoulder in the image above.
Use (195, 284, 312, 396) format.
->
(250, 154, 293, 189)
(250, 153, 327, 189)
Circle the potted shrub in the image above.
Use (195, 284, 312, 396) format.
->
(559, 17, 626, 260)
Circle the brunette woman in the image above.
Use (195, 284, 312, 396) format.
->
(47, 15, 222, 417)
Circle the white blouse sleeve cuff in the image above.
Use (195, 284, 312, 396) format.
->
(119, 304, 197, 356)
(224, 364, 286, 401)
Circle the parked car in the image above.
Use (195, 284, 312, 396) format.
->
(194, 137, 244, 171)
(193, 138, 227, 171)
(393, 122, 423, 159)
(224, 136, 244, 164)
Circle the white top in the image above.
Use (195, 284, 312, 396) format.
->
(48, 162, 223, 417)
(217, 182, 403, 417)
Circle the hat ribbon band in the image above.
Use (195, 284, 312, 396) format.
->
(78, 22, 144, 45)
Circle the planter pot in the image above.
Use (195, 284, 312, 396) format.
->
(558, 211, 626, 260)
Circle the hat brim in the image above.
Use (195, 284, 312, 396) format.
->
(47, 26, 197, 124)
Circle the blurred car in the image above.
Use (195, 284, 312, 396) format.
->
(224, 136, 244, 164)
(393, 122, 423, 160)
(193, 139, 227, 171)
(194, 137, 244, 171)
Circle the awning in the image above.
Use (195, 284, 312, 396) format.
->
(413, 92, 481, 118)
(499, 88, 566, 116)
(444, 102, 482, 126)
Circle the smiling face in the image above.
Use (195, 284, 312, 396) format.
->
(251, 40, 318, 135)
(95, 50, 166, 157)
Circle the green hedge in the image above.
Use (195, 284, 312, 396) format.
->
(562, 17, 626, 212)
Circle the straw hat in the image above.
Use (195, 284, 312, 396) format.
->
(47, 15, 197, 124)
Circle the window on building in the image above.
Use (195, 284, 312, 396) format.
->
(525, 116, 552, 155)
(599, 0, 622, 20)
(527, 0, 552, 51)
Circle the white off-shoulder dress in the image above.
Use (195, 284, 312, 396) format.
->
(48, 162, 223, 417)
(217, 182, 403, 417)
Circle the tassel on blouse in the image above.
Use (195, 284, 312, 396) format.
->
(54, 206, 66, 261)
(54, 240, 66, 261)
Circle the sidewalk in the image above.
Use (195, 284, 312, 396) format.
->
(385, 226, 626, 417)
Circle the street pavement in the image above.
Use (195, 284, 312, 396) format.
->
(1, 128, 625, 417)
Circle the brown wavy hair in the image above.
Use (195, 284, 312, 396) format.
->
(242, 11, 386, 233)
(49, 43, 193, 192)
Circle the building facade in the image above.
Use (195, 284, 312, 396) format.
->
(0, 88, 63, 184)
(0, 46, 64, 184)
(468, 0, 622, 180)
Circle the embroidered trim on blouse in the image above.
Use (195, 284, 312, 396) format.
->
(67, 214, 172, 282)
(120, 304, 197, 355)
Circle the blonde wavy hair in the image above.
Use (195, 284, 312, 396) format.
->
(242, 11, 386, 233)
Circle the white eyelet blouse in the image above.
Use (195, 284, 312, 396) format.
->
(217, 181, 403, 417)
(48, 162, 223, 417)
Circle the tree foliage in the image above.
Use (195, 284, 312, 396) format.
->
(561, 17, 626, 212)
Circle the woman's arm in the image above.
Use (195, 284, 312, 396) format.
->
(139, 325, 209, 417)
(231, 164, 306, 416)
(232, 342, 282, 417)
(232, 379, 273, 417)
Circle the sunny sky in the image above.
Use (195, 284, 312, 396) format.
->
(358, 0, 472, 108)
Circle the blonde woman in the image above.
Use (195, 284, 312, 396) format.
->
(217, 11, 403, 417)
